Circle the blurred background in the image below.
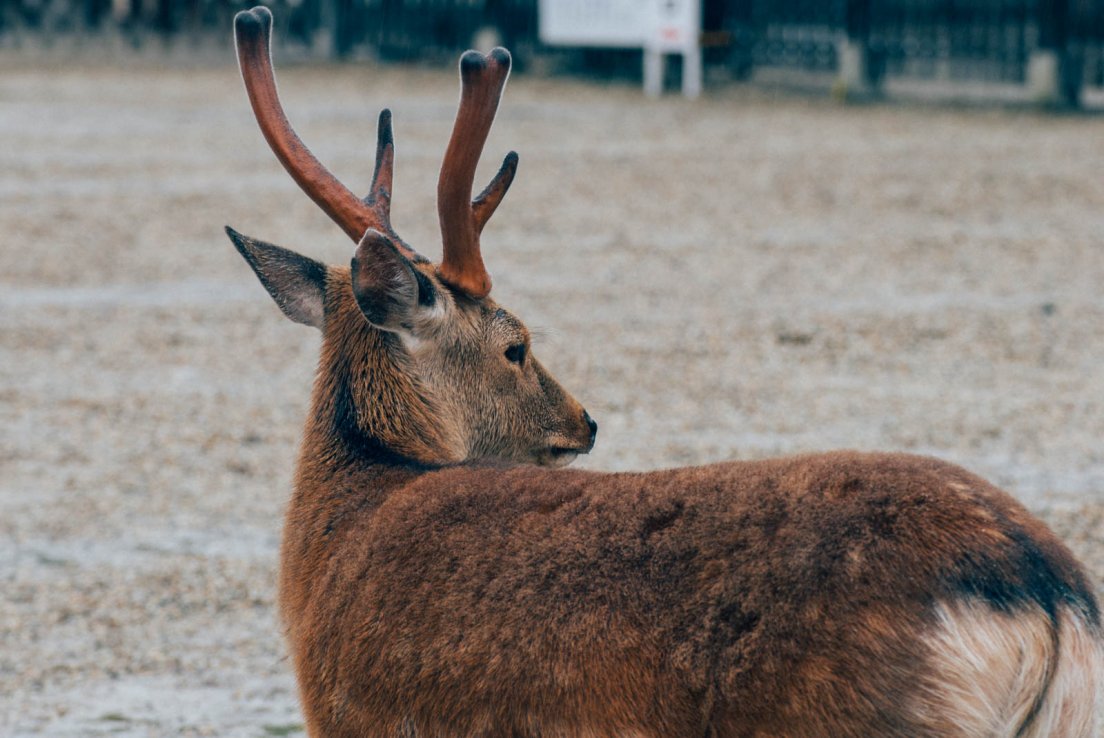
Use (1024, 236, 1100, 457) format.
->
(2, 0, 1104, 106)
(2, 1, 1103, 736)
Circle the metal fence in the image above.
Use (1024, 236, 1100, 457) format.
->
(722, 0, 1103, 102)
(2, 0, 1100, 104)
(0, 0, 535, 58)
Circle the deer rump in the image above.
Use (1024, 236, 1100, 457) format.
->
(227, 6, 1103, 737)
(283, 452, 1102, 738)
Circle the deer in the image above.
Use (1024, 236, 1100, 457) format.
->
(225, 7, 1103, 737)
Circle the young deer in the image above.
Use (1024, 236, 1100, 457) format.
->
(226, 7, 1103, 737)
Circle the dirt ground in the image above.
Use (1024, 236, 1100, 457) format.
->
(2, 54, 1103, 736)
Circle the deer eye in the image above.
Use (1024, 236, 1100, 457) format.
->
(504, 343, 526, 366)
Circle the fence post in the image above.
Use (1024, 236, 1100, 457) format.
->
(835, 0, 881, 99)
(313, 0, 336, 58)
(83, 0, 110, 30)
(1028, 0, 1079, 107)
(334, 0, 358, 59)
(155, 0, 176, 39)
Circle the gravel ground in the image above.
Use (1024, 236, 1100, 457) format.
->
(2, 57, 1103, 736)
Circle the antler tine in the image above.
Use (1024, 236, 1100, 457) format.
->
(472, 150, 519, 229)
(365, 109, 394, 213)
(437, 48, 515, 299)
(363, 110, 425, 260)
(233, 7, 423, 261)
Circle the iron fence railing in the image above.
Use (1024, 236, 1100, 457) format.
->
(2, 0, 1101, 104)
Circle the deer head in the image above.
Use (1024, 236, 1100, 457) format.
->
(226, 7, 595, 468)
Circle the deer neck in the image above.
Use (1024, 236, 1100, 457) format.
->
(296, 283, 464, 487)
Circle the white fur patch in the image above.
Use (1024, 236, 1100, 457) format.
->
(917, 600, 1103, 737)
(399, 332, 425, 353)
(399, 300, 447, 354)
(1020, 608, 1104, 738)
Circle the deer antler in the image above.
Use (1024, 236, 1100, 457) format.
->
(437, 49, 518, 299)
(233, 6, 423, 261)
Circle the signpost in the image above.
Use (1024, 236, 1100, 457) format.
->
(538, 0, 702, 99)
(644, 0, 701, 98)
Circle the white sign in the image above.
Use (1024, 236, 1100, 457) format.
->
(539, 0, 700, 51)
(538, 0, 649, 48)
(538, 0, 702, 98)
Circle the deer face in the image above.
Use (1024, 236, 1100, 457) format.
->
(226, 227, 595, 468)
(346, 229, 595, 467)
(426, 296, 596, 468)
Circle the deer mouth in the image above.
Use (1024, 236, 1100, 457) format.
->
(536, 445, 587, 468)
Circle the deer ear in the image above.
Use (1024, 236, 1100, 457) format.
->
(225, 226, 327, 329)
(351, 229, 437, 334)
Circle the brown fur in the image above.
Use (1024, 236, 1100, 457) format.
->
(249, 272, 1099, 737)
(224, 20, 1103, 734)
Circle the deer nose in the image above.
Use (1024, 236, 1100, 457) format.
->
(583, 411, 598, 450)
